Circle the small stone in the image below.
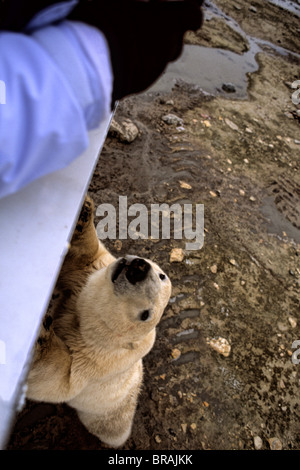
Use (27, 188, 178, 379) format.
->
(210, 264, 218, 274)
(109, 118, 139, 143)
(162, 113, 183, 126)
(239, 189, 245, 196)
(203, 120, 211, 127)
(210, 190, 217, 197)
(171, 348, 181, 360)
(222, 83, 236, 93)
(170, 248, 184, 263)
(253, 436, 263, 450)
(179, 180, 192, 190)
(249, 5, 257, 13)
(268, 437, 282, 450)
(207, 337, 231, 357)
(245, 127, 253, 133)
(113, 240, 122, 251)
(155, 435, 162, 444)
(181, 423, 187, 433)
(225, 118, 239, 131)
(288, 317, 297, 328)
(190, 423, 197, 430)
(295, 139, 300, 145)
(249, 196, 256, 202)
(244, 158, 249, 164)
(229, 258, 237, 266)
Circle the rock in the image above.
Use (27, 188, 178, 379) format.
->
(181, 423, 187, 433)
(289, 317, 297, 328)
(162, 113, 183, 126)
(210, 264, 218, 274)
(190, 423, 197, 430)
(113, 240, 122, 252)
(179, 181, 192, 190)
(203, 119, 212, 127)
(170, 248, 184, 263)
(295, 139, 300, 145)
(268, 437, 282, 450)
(222, 83, 236, 93)
(249, 6, 257, 13)
(171, 348, 181, 360)
(253, 436, 263, 450)
(239, 189, 245, 196)
(207, 337, 231, 357)
(229, 258, 237, 266)
(249, 196, 256, 202)
(109, 118, 139, 143)
(225, 118, 239, 131)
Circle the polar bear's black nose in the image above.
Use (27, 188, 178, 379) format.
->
(125, 257, 151, 285)
(112, 256, 151, 285)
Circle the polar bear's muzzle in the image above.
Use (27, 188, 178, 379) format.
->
(112, 256, 151, 285)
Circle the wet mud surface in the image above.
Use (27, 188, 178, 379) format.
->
(8, 0, 300, 451)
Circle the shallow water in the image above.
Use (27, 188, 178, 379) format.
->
(149, 1, 300, 99)
(150, 42, 260, 98)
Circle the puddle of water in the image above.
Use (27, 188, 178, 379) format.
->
(148, 1, 300, 99)
(150, 43, 260, 98)
(261, 196, 300, 244)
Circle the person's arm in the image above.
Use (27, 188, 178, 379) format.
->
(0, 21, 113, 199)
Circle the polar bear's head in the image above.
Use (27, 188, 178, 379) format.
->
(77, 256, 171, 349)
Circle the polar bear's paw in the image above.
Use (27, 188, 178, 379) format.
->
(34, 314, 54, 361)
(75, 195, 93, 235)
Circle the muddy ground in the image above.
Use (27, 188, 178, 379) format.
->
(7, 0, 300, 451)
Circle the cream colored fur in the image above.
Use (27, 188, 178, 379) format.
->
(26, 196, 171, 448)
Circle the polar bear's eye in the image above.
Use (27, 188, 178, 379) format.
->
(140, 310, 150, 321)
(159, 273, 166, 280)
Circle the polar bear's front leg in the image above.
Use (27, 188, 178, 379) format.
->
(26, 316, 85, 403)
(77, 389, 139, 448)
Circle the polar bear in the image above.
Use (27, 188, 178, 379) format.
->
(26, 196, 172, 448)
